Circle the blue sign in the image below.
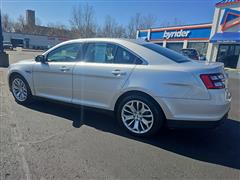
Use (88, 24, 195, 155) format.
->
(138, 31, 148, 38)
(141, 27, 212, 40)
(162, 29, 190, 39)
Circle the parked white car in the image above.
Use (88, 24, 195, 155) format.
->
(8, 38, 231, 136)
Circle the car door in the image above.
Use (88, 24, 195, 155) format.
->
(72, 42, 142, 109)
(33, 43, 82, 103)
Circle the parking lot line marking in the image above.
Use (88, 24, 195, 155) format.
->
(17, 128, 74, 146)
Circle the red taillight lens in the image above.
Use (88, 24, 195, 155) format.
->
(200, 73, 225, 89)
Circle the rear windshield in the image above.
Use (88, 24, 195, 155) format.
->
(142, 43, 190, 63)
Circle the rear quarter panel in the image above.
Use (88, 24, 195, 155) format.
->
(110, 64, 211, 113)
(123, 64, 210, 100)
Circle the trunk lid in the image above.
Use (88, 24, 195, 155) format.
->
(180, 60, 228, 89)
(182, 60, 225, 75)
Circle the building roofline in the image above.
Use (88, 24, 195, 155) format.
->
(2, 31, 70, 39)
(138, 22, 212, 32)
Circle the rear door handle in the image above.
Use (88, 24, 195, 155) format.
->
(60, 66, 70, 72)
(111, 69, 126, 76)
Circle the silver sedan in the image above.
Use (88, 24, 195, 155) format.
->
(8, 38, 231, 137)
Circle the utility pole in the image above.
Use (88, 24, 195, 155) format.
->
(0, 9, 9, 67)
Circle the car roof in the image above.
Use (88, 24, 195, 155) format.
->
(61, 38, 148, 46)
(43, 38, 175, 65)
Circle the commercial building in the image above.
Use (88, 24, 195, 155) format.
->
(3, 10, 70, 50)
(3, 31, 68, 50)
(137, 0, 240, 69)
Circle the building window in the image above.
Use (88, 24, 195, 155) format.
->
(187, 42, 208, 56)
(217, 44, 240, 69)
(166, 43, 184, 53)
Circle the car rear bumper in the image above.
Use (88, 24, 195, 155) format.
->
(154, 89, 231, 122)
(166, 113, 228, 129)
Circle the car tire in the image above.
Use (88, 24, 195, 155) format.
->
(10, 74, 32, 104)
(116, 94, 165, 137)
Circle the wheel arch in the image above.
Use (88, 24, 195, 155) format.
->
(8, 71, 33, 94)
(9, 72, 22, 88)
(114, 90, 167, 119)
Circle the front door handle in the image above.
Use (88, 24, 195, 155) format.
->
(60, 66, 70, 72)
(111, 69, 126, 76)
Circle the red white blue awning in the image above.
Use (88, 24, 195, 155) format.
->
(216, 0, 240, 7)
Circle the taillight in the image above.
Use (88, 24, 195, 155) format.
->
(200, 73, 225, 89)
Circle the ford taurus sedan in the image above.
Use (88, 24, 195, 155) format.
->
(8, 38, 231, 137)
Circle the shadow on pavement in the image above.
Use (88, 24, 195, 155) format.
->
(24, 99, 240, 170)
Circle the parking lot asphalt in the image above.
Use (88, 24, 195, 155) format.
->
(0, 50, 240, 179)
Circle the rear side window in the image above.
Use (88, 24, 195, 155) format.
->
(115, 46, 140, 64)
(142, 43, 190, 63)
(84, 42, 143, 65)
(84, 43, 117, 63)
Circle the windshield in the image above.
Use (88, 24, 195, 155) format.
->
(142, 43, 190, 63)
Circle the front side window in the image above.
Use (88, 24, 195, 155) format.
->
(84, 43, 117, 63)
(47, 43, 81, 62)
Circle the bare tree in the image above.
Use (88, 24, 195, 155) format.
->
(70, 3, 97, 38)
(13, 15, 25, 33)
(113, 25, 126, 38)
(159, 18, 184, 27)
(127, 13, 156, 38)
(100, 15, 116, 37)
(142, 14, 157, 29)
(127, 13, 141, 39)
(172, 17, 184, 26)
(2, 13, 13, 32)
(98, 15, 126, 38)
(46, 23, 70, 37)
(35, 17, 42, 26)
(13, 15, 38, 34)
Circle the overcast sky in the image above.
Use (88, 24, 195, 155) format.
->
(1, 0, 220, 27)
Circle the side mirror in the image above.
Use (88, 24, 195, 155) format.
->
(35, 55, 46, 63)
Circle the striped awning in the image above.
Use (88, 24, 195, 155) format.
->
(216, 0, 240, 7)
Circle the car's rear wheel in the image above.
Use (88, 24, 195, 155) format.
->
(117, 94, 165, 137)
(10, 75, 32, 104)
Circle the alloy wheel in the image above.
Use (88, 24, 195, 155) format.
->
(12, 78, 28, 102)
(121, 100, 154, 134)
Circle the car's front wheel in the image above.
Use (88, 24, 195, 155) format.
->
(10, 75, 32, 104)
(117, 94, 165, 137)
